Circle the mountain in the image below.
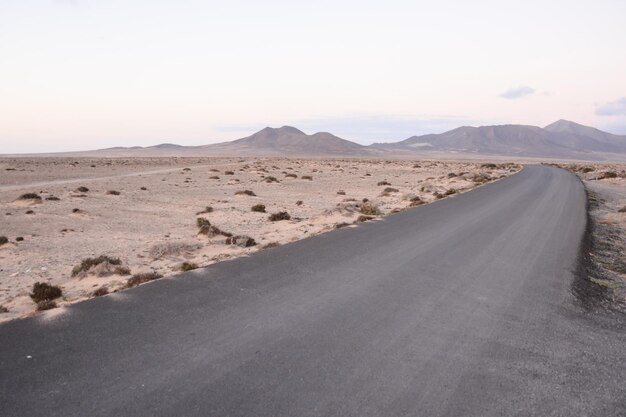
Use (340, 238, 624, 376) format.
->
(201, 126, 375, 156)
(373, 120, 626, 158)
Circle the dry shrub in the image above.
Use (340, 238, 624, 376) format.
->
(409, 196, 424, 207)
(72, 255, 123, 277)
(262, 242, 281, 249)
(92, 287, 109, 297)
(37, 300, 58, 311)
(149, 242, 200, 259)
(197, 218, 232, 237)
(264, 176, 280, 183)
(356, 215, 373, 222)
(46, 196, 60, 201)
(30, 282, 62, 303)
(106, 190, 121, 195)
(18, 193, 41, 201)
(76, 186, 89, 192)
(251, 204, 266, 213)
(0, 236, 8, 246)
(225, 235, 257, 247)
(126, 272, 163, 288)
(285, 173, 297, 178)
(209, 176, 220, 180)
(335, 222, 351, 229)
(481, 163, 497, 169)
(196, 206, 213, 215)
(180, 262, 199, 271)
(296, 200, 303, 206)
(337, 190, 346, 195)
(235, 190, 256, 196)
(360, 204, 381, 216)
(225, 170, 235, 175)
(444, 188, 457, 196)
(269, 211, 291, 221)
(377, 181, 391, 186)
(301, 175, 313, 181)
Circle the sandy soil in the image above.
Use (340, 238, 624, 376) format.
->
(0, 157, 519, 322)
(557, 162, 626, 306)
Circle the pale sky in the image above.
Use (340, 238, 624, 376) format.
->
(1, 0, 626, 153)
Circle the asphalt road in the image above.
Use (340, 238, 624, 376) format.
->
(1, 165, 625, 417)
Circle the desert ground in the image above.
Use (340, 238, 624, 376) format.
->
(0, 157, 521, 322)
(558, 162, 626, 306)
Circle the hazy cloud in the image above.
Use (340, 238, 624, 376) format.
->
(499, 86, 536, 99)
(595, 97, 626, 116)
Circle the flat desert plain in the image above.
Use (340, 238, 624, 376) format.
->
(0, 157, 519, 322)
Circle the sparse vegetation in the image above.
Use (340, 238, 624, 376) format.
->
(76, 186, 89, 192)
(235, 190, 256, 196)
(285, 173, 297, 178)
(126, 272, 163, 288)
(0, 305, 8, 313)
(224, 170, 235, 175)
(269, 211, 291, 221)
(335, 222, 350, 229)
(18, 193, 41, 201)
(46, 196, 60, 201)
(481, 163, 497, 169)
(356, 215, 373, 222)
(600, 171, 618, 179)
(337, 190, 346, 195)
(180, 262, 199, 271)
(225, 235, 257, 247)
(71, 255, 123, 277)
(92, 287, 109, 297)
(149, 242, 200, 259)
(264, 176, 280, 183)
(30, 282, 62, 303)
(196, 206, 213, 215)
(106, 190, 121, 195)
(36, 300, 58, 311)
(16, 236, 24, 242)
(360, 204, 381, 216)
(301, 175, 313, 181)
(445, 188, 457, 196)
(209, 176, 220, 179)
(377, 181, 391, 186)
(261, 242, 281, 249)
(197, 218, 232, 237)
(296, 200, 303, 206)
(251, 204, 266, 213)
(0, 236, 8, 246)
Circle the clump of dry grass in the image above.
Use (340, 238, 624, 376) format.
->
(261, 242, 281, 249)
(71, 255, 129, 278)
(360, 204, 381, 216)
(30, 282, 62, 303)
(196, 206, 213, 215)
(269, 211, 291, 221)
(37, 300, 58, 311)
(126, 272, 163, 288)
(149, 242, 200, 259)
(197, 218, 232, 237)
(18, 193, 41, 201)
(235, 190, 256, 196)
(92, 287, 109, 297)
(180, 262, 199, 271)
(251, 204, 266, 213)
(225, 235, 257, 247)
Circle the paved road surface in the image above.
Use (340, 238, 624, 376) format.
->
(1, 165, 625, 416)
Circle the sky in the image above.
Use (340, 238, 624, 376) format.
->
(1, 0, 626, 153)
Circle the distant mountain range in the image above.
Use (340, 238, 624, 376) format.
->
(22, 120, 626, 160)
(372, 120, 626, 158)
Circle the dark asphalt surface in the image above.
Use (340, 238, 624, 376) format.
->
(1, 165, 625, 417)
